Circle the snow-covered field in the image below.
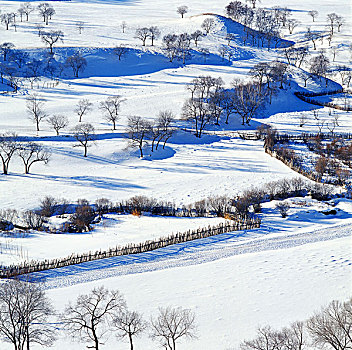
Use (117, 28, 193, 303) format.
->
(0, 0, 351, 348)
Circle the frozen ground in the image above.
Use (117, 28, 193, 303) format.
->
(11, 220, 351, 350)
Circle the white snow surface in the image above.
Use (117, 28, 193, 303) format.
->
(0, 0, 351, 348)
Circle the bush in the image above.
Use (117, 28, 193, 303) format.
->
(71, 204, 96, 232)
(39, 196, 58, 217)
(22, 210, 45, 230)
(95, 198, 113, 217)
(125, 195, 157, 213)
(310, 183, 333, 201)
(275, 202, 290, 218)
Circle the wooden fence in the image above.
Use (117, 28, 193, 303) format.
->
(265, 147, 321, 183)
(294, 90, 352, 111)
(0, 218, 261, 278)
(274, 132, 352, 142)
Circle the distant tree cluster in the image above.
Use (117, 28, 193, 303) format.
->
(182, 65, 288, 137)
(240, 297, 352, 350)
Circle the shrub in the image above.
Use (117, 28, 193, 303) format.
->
(71, 204, 96, 232)
(276, 202, 290, 218)
(22, 210, 45, 230)
(95, 198, 113, 217)
(39, 196, 58, 217)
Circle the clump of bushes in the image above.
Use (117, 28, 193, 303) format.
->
(276, 202, 290, 218)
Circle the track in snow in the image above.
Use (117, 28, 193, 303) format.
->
(19, 222, 352, 289)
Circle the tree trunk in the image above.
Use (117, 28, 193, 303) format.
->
(2, 162, 8, 175)
(128, 333, 134, 350)
(84, 145, 87, 157)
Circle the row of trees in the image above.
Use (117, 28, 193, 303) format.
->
(0, 41, 88, 90)
(0, 280, 350, 350)
(1, 2, 56, 31)
(25, 95, 122, 133)
(0, 280, 196, 350)
(0, 133, 50, 175)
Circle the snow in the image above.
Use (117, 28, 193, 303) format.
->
(19, 222, 352, 350)
(0, 0, 351, 348)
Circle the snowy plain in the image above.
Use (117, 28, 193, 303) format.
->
(0, 0, 351, 348)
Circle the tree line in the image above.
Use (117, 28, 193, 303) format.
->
(239, 297, 352, 350)
(0, 280, 350, 350)
(0, 280, 196, 350)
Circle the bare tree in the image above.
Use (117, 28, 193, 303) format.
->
(191, 30, 203, 47)
(61, 287, 125, 350)
(218, 46, 227, 61)
(35, 24, 44, 37)
(18, 7, 25, 22)
(232, 79, 268, 125)
(113, 309, 146, 350)
(307, 299, 352, 350)
(135, 27, 150, 46)
(162, 34, 178, 62)
(72, 123, 95, 157)
(0, 42, 15, 61)
(113, 45, 129, 61)
(149, 26, 161, 46)
(201, 18, 216, 34)
(327, 13, 339, 35)
(240, 326, 283, 350)
(65, 52, 87, 77)
(99, 95, 125, 130)
(75, 99, 93, 122)
(177, 6, 188, 18)
(287, 19, 300, 34)
(47, 114, 69, 135)
(336, 15, 344, 32)
(0, 132, 18, 175)
(18, 142, 51, 174)
(308, 10, 318, 22)
(245, 0, 260, 9)
(26, 94, 47, 132)
(40, 30, 64, 54)
(176, 33, 191, 64)
(76, 21, 85, 34)
(38, 3, 55, 25)
(126, 115, 152, 158)
(152, 110, 175, 151)
(25, 59, 42, 88)
(309, 52, 330, 85)
(1, 13, 14, 30)
(225, 33, 236, 46)
(305, 27, 319, 50)
(182, 98, 213, 137)
(121, 21, 127, 33)
(150, 306, 197, 350)
(19, 3, 34, 21)
(0, 279, 56, 350)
